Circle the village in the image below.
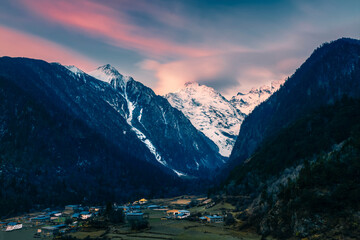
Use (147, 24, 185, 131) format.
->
(0, 195, 262, 240)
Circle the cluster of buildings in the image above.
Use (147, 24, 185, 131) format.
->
(33, 205, 102, 237)
(0, 204, 102, 237)
(117, 198, 157, 221)
(118, 197, 224, 224)
(1, 196, 226, 238)
(165, 210, 224, 223)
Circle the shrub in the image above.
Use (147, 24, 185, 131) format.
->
(129, 219, 149, 230)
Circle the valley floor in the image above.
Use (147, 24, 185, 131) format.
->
(67, 195, 264, 240)
(1, 195, 266, 240)
(68, 213, 261, 239)
(0, 221, 261, 240)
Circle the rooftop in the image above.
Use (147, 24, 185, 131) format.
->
(8, 222, 20, 226)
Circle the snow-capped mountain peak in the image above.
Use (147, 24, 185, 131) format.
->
(94, 64, 123, 81)
(88, 64, 132, 91)
(88, 64, 122, 82)
(230, 80, 285, 115)
(165, 80, 285, 157)
(165, 82, 245, 157)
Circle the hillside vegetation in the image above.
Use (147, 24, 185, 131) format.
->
(217, 98, 360, 239)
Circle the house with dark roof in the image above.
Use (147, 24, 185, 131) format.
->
(41, 224, 67, 237)
(204, 215, 223, 223)
(31, 215, 50, 225)
(126, 212, 144, 221)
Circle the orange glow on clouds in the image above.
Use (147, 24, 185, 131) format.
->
(141, 57, 227, 95)
(0, 25, 98, 71)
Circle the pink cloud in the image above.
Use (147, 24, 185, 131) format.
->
(0, 25, 98, 70)
(141, 57, 228, 95)
(19, 0, 216, 59)
(11, 0, 304, 97)
(141, 51, 295, 98)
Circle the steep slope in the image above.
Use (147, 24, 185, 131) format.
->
(261, 132, 360, 239)
(165, 82, 245, 157)
(89, 65, 225, 176)
(0, 58, 158, 164)
(218, 38, 360, 239)
(229, 38, 360, 166)
(230, 80, 285, 115)
(0, 57, 225, 179)
(223, 98, 360, 239)
(0, 73, 183, 217)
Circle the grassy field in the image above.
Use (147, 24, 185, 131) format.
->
(0, 228, 39, 240)
(104, 218, 261, 240)
(67, 230, 107, 239)
(188, 201, 236, 215)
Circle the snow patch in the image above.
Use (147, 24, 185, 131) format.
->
(88, 68, 118, 84)
(138, 108, 143, 122)
(131, 126, 166, 166)
(159, 106, 167, 124)
(88, 64, 169, 168)
(173, 169, 187, 177)
(65, 65, 85, 77)
(124, 86, 166, 166)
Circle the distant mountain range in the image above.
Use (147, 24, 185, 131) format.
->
(0, 52, 289, 217)
(165, 81, 283, 157)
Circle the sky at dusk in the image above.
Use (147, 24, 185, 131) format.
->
(0, 0, 359, 97)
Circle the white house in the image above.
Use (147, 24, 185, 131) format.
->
(5, 222, 23, 231)
(177, 210, 191, 219)
(80, 211, 92, 220)
(166, 209, 190, 219)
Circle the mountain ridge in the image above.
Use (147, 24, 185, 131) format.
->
(88, 64, 225, 176)
(218, 37, 360, 239)
(0, 57, 225, 184)
(229, 37, 360, 166)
